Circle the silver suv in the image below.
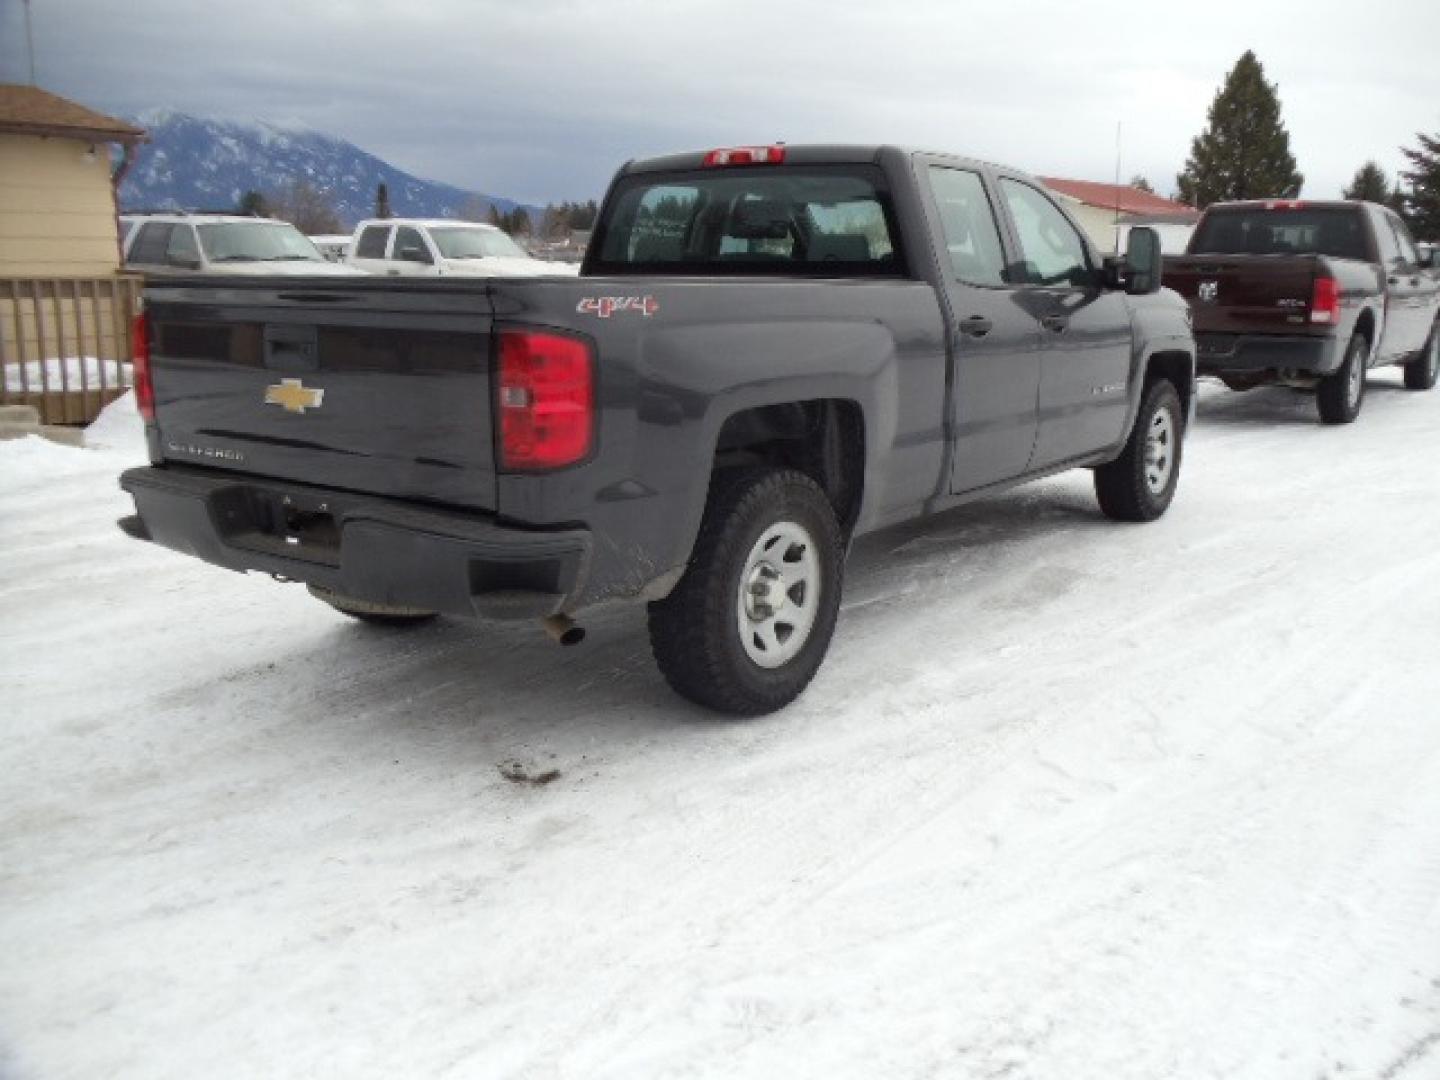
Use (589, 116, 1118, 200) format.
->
(122, 214, 363, 276)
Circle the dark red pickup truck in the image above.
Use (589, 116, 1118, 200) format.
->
(1165, 200, 1440, 423)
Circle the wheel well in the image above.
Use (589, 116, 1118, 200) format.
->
(713, 400, 865, 532)
(1145, 350, 1193, 418)
(1354, 309, 1376, 351)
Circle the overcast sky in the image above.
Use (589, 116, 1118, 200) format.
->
(4, 0, 1438, 206)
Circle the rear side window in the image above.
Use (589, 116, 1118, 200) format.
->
(355, 225, 390, 259)
(127, 222, 173, 265)
(1190, 208, 1369, 260)
(999, 179, 1091, 286)
(393, 226, 432, 263)
(927, 167, 1006, 286)
(591, 165, 904, 276)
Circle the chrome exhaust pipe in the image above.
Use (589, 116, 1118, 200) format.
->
(542, 613, 585, 646)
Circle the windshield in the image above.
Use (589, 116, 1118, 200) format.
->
(590, 165, 904, 277)
(196, 222, 326, 263)
(1190, 207, 1369, 260)
(429, 227, 531, 260)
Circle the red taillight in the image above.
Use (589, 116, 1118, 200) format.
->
(131, 311, 155, 421)
(1311, 276, 1340, 324)
(702, 145, 786, 167)
(497, 329, 594, 470)
(1264, 200, 1306, 210)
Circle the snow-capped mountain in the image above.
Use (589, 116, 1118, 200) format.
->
(120, 110, 531, 225)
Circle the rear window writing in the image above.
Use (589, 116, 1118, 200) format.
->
(591, 166, 904, 276)
(1190, 208, 1369, 261)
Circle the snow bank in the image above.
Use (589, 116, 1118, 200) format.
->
(83, 389, 145, 451)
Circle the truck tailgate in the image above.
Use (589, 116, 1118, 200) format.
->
(1164, 255, 1323, 336)
(144, 279, 498, 511)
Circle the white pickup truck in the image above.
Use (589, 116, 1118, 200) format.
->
(344, 218, 578, 277)
(122, 214, 362, 277)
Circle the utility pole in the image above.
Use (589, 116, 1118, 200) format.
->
(23, 0, 37, 85)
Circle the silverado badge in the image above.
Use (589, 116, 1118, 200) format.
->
(1197, 281, 1219, 303)
(264, 378, 325, 414)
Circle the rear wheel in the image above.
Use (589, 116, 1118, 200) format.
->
(1094, 379, 1184, 522)
(308, 585, 439, 627)
(1403, 321, 1439, 391)
(648, 468, 843, 716)
(1317, 333, 1367, 423)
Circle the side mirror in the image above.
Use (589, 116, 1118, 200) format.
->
(398, 245, 430, 264)
(1125, 226, 1162, 295)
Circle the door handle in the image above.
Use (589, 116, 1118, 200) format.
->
(959, 315, 993, 338)
(1041, 314, 1069, 333)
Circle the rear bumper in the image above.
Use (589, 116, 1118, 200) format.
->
(119, 465, 591, 621)
(1195, 332, 1345, 377)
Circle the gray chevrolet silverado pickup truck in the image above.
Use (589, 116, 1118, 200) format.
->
(119, 144, 1196, 714)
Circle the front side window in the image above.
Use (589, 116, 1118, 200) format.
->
(999, 179, 1091, 286)
(429, 227, 530, 260)
(196, 222, 324, 263)
(591, 166, 904, 277)
(354, 225, 390, 259)
(927, 167, 1006, 286)
(1389, 214, 1422, 266)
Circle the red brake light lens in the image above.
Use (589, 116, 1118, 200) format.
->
(702, 145, 786, 167)
(1311, 276, 1340, 324)
(131, 311, 155, 421)
(1264, 200, 1306, 210)
(497, 329, 595, 470)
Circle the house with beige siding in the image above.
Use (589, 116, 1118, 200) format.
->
(1039, 177, 1200, 256)
(0, 85, 146, 423)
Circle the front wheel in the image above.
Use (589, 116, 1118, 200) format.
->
(648, 469, 843, 716)
(1317, 334, 1368, 423)
(1094, 379, 1184, 522)
(1403, 321, 1439, 391)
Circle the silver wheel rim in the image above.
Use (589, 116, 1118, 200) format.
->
(736, 520, 821, 669)
(1144, 406, 1176, 495)
(1348, 345, 1365, 406)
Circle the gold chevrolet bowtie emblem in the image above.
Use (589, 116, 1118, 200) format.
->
(264, 378, 325, 414)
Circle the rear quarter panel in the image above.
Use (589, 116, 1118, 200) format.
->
(490, 276, 948, 605)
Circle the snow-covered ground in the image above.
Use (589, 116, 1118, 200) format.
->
(4, 379, 1440, 1080)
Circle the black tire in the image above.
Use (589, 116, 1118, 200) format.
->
(1403, 321, 1439, 391)
(308, 585, 439, 627)
(1094, 378, 1184, 523)
(648, 468, 843, 716)
(1317, 334, 1368, 423)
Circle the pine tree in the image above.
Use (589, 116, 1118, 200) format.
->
(1176, 51, 1303, 208)
(1398, 130, 1440, 240)
(1129, 175, 1154, 194)
(375, 182, 392, 219)
(1341, 161, 1392, 204)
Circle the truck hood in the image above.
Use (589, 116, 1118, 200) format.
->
(205, 261, 368, 277)
(437, 257, 579, 278)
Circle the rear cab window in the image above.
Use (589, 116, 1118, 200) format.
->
(1191, 206, 1370, 261)
(590, 165, 905, 276)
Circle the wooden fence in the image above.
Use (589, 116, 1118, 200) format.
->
(0, 275, 143, 424)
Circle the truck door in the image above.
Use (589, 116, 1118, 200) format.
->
(1384, 212, 1438, 357)
(921, 165, 1045, 494)
(996, 178, 1133, 469)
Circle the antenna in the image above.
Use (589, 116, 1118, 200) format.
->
(23, 0, 37, 85)
(1113, 120, 1122, 253)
